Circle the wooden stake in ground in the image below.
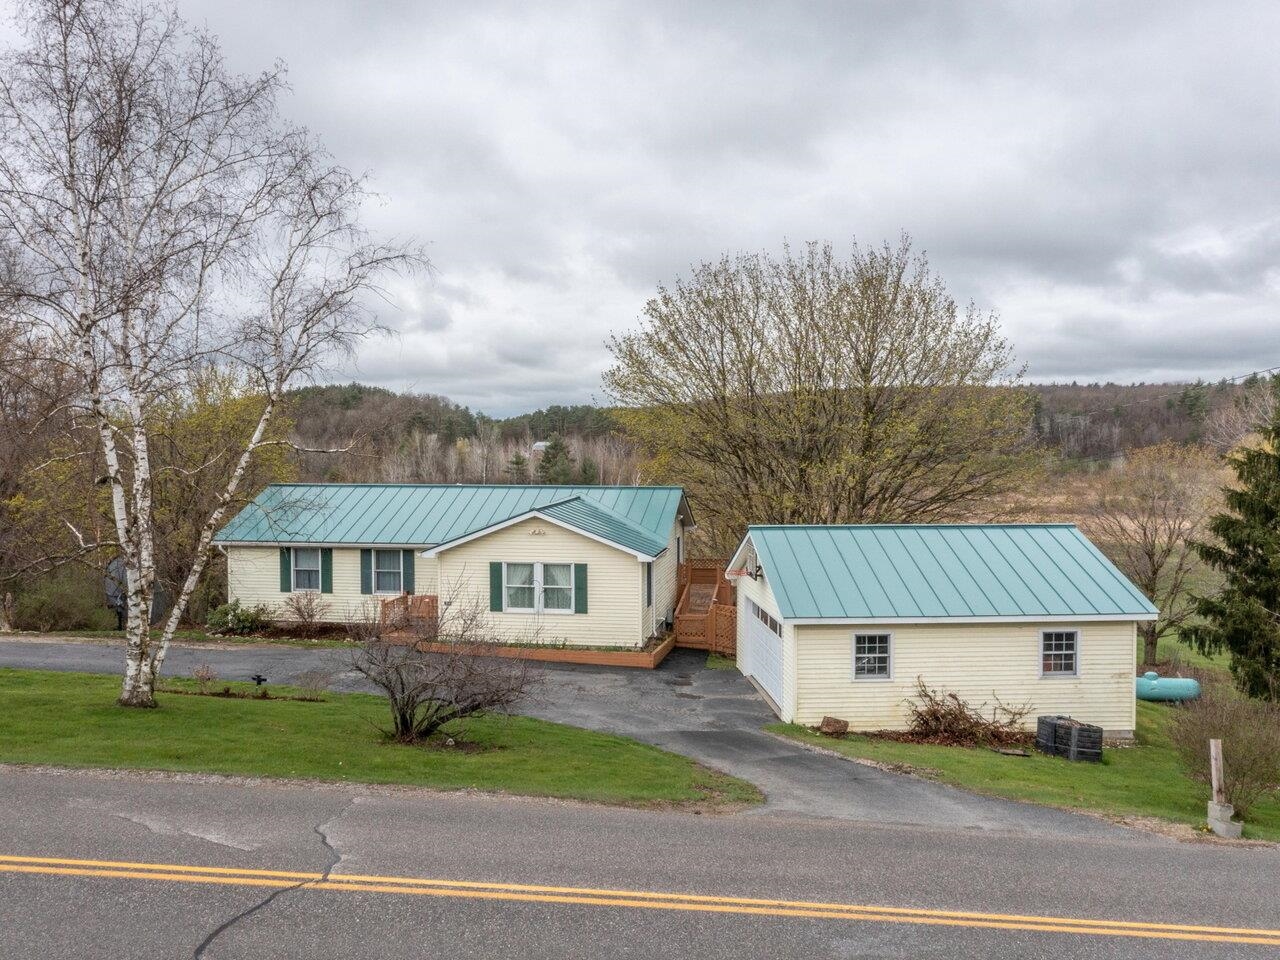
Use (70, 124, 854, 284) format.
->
(1206, 737, 1243, 838)
(1210, 738, 1226, 805)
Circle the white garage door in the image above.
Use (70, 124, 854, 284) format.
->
(743, 598, 784, 708)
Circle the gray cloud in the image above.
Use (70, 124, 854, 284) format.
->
(168, 0, 1280, 413)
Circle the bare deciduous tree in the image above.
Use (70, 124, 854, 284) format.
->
(603, 238, 1037, 550)
(348, 602, 542, 743)
(0, 0, 421, 705)
(1082, 443, 1220, 668)
(1205, 380, 1278, 454)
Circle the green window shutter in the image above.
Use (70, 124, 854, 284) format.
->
(279, 548, 292, 593)
(489, 562, 503, 612)
(320, 549, 333, 594)
(402, 549, 416, 595)
(574, 563, 588, 614)
(360, 549, 373, 595)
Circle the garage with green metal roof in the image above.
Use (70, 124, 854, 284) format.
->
(214, 484, 693, 649)
(727, 524, 1157, 737)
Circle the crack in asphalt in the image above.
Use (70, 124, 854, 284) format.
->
(77, 801, 261, 852)
(191, 796, 358, 959)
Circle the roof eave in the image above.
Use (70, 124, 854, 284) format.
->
(421, 509, 661, 561)
(784, 613, 1159, 625)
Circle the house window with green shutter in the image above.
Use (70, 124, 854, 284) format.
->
(504, 563, 536, 611)
(542, 563, 573, 611)
(373, 549, 403, 594)
(502, 562, 576, 614)
(292, 548, 321, 592)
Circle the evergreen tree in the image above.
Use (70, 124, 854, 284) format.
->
(505, 452, 530, 483)
(1186, 393, 1280, 700)
(577, 456, 600, 485)
(535, 434, 575, 484)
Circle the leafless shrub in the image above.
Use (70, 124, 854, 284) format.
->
(192, 663, 218, 695)
(282, 591, 332, 636)
(1168, 694, 1280, 817)
(346, 601, 542, 743)
(293, 670, 333, 702)
(898, 679, 1033, 747)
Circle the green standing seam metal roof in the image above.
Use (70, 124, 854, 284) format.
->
(743, 524, 1159, 621)
(532, 497, 670, 557)
(213, 484, 687, 559)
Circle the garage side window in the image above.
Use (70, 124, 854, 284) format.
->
(853, 633, 892, 679)
(1041, 630, 1079, 676)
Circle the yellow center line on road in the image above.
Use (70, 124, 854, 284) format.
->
(2, 853, 1278, 948)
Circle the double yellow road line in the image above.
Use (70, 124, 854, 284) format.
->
(2, 853, 1278, 947)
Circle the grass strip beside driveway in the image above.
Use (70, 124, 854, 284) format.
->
(769, 701, 1280, 841)
(0, 669, 761, 809)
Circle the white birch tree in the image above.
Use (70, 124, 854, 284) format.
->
(0, 0, 421, 705)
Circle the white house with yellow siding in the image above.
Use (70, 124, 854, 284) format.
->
(214, 484, 692, 648)
(727, 524, 1157, 738)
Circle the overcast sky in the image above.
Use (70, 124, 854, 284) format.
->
(133, 3, 1280, 412)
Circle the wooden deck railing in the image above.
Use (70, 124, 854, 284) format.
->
(378, 593, 440, 637)
(674, 560, 736, 656)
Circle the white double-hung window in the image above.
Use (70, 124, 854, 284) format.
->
(541, 563, 573, 611)
(1041, 629, 1079, 676)
(853, 632, 892, 680)
(373, 549, 403, 594)
(292, 548, 321, 592)
(504, 562, 573, 614)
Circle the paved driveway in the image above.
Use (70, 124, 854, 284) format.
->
(1, 637, 1127, 835)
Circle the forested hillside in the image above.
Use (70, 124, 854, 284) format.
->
(282, 378, 1269, 484)
(1030, 379, 1261, 461)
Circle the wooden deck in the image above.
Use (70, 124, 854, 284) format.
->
(673, 559, 736, 656)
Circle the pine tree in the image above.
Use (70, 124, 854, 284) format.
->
(505, 452, 530, 483)
(535, 434, 575, 484)
(1186, 392, 1280, 700)
(577, 456, 600, 485)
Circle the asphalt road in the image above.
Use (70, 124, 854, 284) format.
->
(1, 767, 1278, 959)
(1, 637, 1129, 833)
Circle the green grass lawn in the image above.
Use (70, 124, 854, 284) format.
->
(1149, 633, 1232, 674)
(769, 701, 1280, 841)
(705, 652, 737, 670)
(0, 669, 761, 809)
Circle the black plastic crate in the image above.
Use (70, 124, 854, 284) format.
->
(1035, 715, 1103, 762)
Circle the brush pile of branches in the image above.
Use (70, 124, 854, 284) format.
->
(880, 679, 1033, 747)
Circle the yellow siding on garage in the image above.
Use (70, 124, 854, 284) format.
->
(791, 620, 1137, 735)
(436, 517, 644, 648)
(224, 546, 438, 623)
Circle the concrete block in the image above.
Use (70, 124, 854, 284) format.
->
(1207, 801, 1235, 822)
(1208, 816, 1243, 839)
